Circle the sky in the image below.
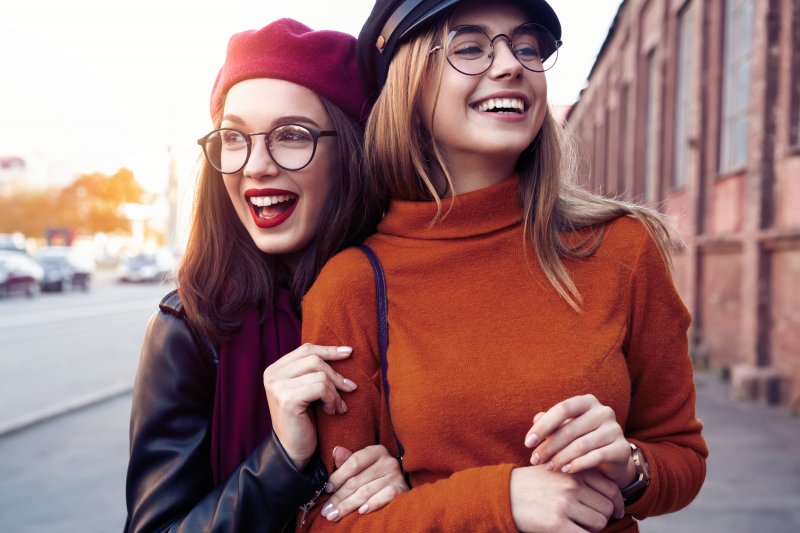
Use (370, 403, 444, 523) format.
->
(0, 0, 622, 193)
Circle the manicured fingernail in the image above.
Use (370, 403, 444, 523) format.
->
(358, 503, 369, 514)
(545, 461, 554, 471)
(525, 433, 539, 447)
(337, 346, 353, 354)
(616, 510, 625, 519)
(321, 503, 334, 517)
(340, 400, 348, 413)
(324, 481, 333, 493)
(326, 508, 340, 521)
(561, 464, 571, 473)
(530, 453, 541, 465)
(342, 378, 357, 390)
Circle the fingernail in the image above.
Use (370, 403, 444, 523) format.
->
(332, 446, 340, 458)
(340, 400, 348, 413)
(358, 503, 369, 514)
(321, 503, 334, 517)
(337, 346, 353, 354)
(561, 464, 571, 473)
(324, 481, 333, 493)
(530, 453, 541, 465)
(342, 378, 357, 390)
(616, 510, 625, 519)
(525, 433, 539, 447)
(545, 461, 554, 471)
(323, 403, 334, 415)
(326, 508, 340, 521)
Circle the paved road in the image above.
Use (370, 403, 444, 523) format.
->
(0, 271, 171, 433)
(1, 369, 798, 532)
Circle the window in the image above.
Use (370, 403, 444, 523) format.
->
(719, 0, 754, 173)
(673, 3, 695, 189)
(644, 51, 659, 201)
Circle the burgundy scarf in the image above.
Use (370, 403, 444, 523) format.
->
(210, 286, 301, 485)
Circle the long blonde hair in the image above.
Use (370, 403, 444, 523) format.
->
(365, 18, 679, 312)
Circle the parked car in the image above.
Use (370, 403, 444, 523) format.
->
(35, 247, 95, 292)
(117, 250, 176, 283)
(0, 250, 44, 298)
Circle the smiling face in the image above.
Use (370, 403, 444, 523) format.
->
(220, 78, 337, 260)
(419, 0, 548, 181)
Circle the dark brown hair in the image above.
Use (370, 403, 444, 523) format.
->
(178, 96, 382, 344)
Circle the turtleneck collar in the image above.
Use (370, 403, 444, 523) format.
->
(378, 174, 523, 240)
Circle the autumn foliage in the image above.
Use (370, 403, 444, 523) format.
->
(0, 168, 146, 238)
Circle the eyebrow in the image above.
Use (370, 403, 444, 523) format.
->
(220, 113, 324, 129)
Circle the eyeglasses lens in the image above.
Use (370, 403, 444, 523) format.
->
(446, 23, 558, 75)
(202, 125, 317, 173)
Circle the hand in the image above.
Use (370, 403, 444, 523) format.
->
(319, 445, 408, 522)
(263, 343, 357, 469)
(524, 395, 635, 488)
(510, 466, 623, 533)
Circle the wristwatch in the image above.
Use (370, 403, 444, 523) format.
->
(620, 442, 650, 503)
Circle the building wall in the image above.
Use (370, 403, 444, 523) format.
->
(566, 0, 800, 410)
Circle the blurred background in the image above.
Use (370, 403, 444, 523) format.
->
(0, 0, 798, 531)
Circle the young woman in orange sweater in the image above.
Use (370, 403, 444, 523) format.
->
(300, 1, 708, 531)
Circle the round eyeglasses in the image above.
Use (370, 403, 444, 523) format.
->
(432, 23, 561, 76)
(197, 124, 337, 174)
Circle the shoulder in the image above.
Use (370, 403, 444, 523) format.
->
(304, 246, 377, 312)
(142, 289, 218, 370)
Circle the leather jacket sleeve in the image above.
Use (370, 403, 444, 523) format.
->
(125, 294, 327, 532)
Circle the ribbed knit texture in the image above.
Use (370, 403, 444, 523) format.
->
(301, 175, 708, 532)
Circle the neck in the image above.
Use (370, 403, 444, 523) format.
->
(433, 150, 517, 196)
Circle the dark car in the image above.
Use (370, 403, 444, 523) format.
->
(0, 250, 44, 298)
(35, 247, 94, 292)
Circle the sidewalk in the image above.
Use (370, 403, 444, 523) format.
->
(643, 371, 800, 532)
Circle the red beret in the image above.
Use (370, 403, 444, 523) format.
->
(210, 18, 368, 122)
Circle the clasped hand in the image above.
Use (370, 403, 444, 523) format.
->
(511, 394, 633, 532)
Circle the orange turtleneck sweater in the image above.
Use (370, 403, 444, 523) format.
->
(300, 176, 707, 532)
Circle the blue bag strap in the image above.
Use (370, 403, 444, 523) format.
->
(356, 245, 405, 460)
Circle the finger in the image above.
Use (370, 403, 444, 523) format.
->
(580, 470, 625, 519)
(558, 436, 628, 477)
(273, 355, 358, 393)
(328, 445, 387, 492)
(525, 415, 572, 448)
(357, 483, 407, 514)
(529, 415, 598, 466)
(282, 372, 346, 415)
(333, 446, 353, 469)
(528, 395, 600, 444)
(550, 423, 621, 472)
(569, 495, 612, 533)
(327, 476, 403, 521)
(283, 343, 353, 363)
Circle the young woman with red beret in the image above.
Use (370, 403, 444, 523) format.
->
(124, 19, 406, 532)
(300, 0, 708, 531)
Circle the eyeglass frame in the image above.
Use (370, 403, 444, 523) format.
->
(197, 125, 338, 174)
(430, 22, 562, 76)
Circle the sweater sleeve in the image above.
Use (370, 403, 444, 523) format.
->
(299, 251, 519, 532)
(621, 229, 709, 518)
(125, 307, 326, 532)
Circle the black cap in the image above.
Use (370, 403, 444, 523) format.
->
(357, 0, 562, 100)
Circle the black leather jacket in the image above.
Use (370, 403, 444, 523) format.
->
(125, 290, 327, 532)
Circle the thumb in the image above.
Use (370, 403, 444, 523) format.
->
(332, 446, 353, 469)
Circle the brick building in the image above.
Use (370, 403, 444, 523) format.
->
(566, 0, 800, 410)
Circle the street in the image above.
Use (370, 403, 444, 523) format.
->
(1, 274, 799, 532)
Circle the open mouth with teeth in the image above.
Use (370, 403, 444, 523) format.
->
(472, 97, 527, 114)
(248, 194, 298, 220)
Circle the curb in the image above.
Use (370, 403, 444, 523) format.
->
(0, 382, 133, 438)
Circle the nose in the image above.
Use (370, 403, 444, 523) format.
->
(488, 39, 524, 79)
(242, 134, 281, 180)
